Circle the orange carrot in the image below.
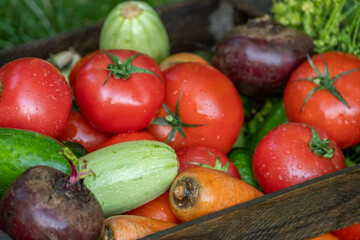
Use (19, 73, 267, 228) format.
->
(102, 215, 177, 240)
(169, 167, 263, 222)
(310, 233, 340, 240)
(159, 52, 210, 71)
(123, 190, 181, 224)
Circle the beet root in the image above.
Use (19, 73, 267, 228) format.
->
(0, 165, 104, 240)
(212, 16, 314, 99)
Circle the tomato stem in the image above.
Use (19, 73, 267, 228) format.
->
(296, 54, 360, 112)
(102, 52, 162, 86)
(309, 128, 335, 158)
(151, 91, 207, 143)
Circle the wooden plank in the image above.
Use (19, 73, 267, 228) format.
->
(141, 164, 360, 240)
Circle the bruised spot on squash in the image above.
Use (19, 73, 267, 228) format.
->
(121, 3, 143, 19)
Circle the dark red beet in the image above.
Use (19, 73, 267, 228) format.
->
(213, 16, 314, 99)
(0, 165, 104, 240)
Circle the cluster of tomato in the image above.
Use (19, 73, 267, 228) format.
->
(1, 48, 360, 239)
(0, 49, 244, 220)
(253, 52, 360, 240)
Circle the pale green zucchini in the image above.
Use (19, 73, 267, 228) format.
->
(79, 140, 179, 217)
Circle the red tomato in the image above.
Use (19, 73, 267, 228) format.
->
(56, 111, 112, 152)
(0, 58, 72, 137)
(123, 191, 181, 224)
(74, 49, 165, 133)
(283, 52, 360, 149)
(252, 122, 346, 193)
(176, 145, 241, 178)
(147, 62, 244, 154)
(98, 131, 157, 149)
(68, 50, 105, 90)
(332, 223, 360, 240)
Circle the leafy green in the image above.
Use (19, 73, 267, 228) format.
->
(232, 97, 288, 150)
(343, 144, 360, 167)
(228, 97, 288, 188)
(271, 0, 360, 57)
(228, 148, 259, 189)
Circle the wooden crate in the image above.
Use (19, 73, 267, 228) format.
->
(0, 0, 359, 239)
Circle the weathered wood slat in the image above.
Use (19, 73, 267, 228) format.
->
(142, 164, 360, 240)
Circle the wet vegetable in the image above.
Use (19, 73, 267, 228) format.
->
(0, 164, 104, 240)
(212, 16, 314, 99)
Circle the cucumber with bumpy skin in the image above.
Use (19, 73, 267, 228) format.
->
(79, 140, 178, 217)
(0, 128, 71, 197)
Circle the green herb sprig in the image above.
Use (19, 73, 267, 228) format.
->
(272, 0, 360, 57)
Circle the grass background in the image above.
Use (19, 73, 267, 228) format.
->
(0, 0, 182, 50)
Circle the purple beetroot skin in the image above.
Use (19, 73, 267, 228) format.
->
(213, 16, 314, 99)
(0, 165, 104, 240)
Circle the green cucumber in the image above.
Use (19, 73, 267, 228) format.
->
(0, 128, 71, 197)
(79, 140, 179, 217)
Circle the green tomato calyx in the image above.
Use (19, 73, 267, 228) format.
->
(151, 91, 207, 143)
(186, 150, 230, 173)
(102, 52, 162, 86)
(309, 128, 335, 159)
(297, 54, 360, 112)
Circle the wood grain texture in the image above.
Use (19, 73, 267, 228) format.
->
(141, 164, 360, 240)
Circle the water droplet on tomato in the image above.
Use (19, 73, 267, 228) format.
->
(297, 164, 303, 169)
